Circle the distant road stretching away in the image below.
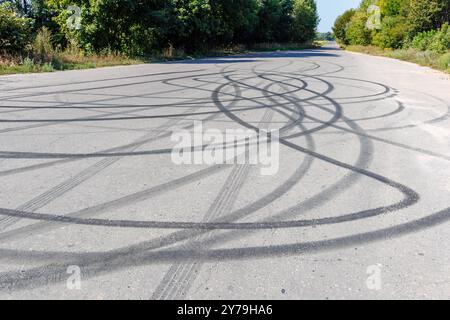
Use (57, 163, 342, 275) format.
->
(0, 43, 449, 299)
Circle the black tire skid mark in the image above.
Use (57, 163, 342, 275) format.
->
(0, 62, 320, 291)
(226, 73, 342, 138)
(2, 204, 449, 293)
(256, 73, 450, 162)
(0, 70, 240, 137)
(0, 86, 313, 292)
(0, 70, 253, 174)
(0, 62, 421, 231)
(189, 73, 382, 251)
(0, 106, 202, 231)
(0, 55, 448, 292)
(152, 165, 251, 300)
(0, 66, 414, 158)
(151, 71, 331, 299)
(0, 69, 207, 93)
(0, 66, 252, 241)
(0, 65, 298, 113)
(0, 86, 313, 245)
(0, 70, 227, 101)
(0, 77, 306, 159)
(0, 102, 186, 134)
(152, 102, 276, 300)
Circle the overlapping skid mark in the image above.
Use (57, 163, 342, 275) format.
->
(0, 64, 297, 125)
(0, 106, 202, 231)
(180, 73, 383, 257)
(0, 55, 434, 238)
(152, 98, 276, 300)
(0, 65, 245, 235)
(0, 65, 268, 245)
(0, 70, 233, 137)
(0, 53, 448, 293)
(0, 58, 320, 292)
(5, 64, 446, 159)
(254, 74, 450, 162)
(2, 205, 449, 292)
(149, 70, 344, 298)
(152, 161, 252, 300)
(0, 60, 425, 231)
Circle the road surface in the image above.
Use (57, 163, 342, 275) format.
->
(0, 44, 449, 299)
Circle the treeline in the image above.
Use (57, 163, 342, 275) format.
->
(1, 0, 319, 58)
(333, 0, 450, 52)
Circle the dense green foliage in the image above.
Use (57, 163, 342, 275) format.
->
(1, 0, 319, 59)
(408, 0, 450, 34)
(332, 9, 355, 45)
(291, 0, 319, 43)
(345, 10, 372, 45)
(411, 23, 450, 53)
(0, 2, 32, 54)
(333, 0, 450, 52)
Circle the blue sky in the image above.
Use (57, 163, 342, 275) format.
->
(317, 0, 361, 32)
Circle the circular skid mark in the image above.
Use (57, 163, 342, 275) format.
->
(0, 60, 422, 230)
(0, 53, 449, 292)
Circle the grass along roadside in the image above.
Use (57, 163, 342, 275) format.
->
(0, 41, 322, 76)
(0, 53, 143, 76)
(345, 45, 450, 74)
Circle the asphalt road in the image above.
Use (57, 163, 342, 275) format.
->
(0, 44, 449, 299)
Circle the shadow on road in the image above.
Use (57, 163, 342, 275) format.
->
(159, 49, 341, 65)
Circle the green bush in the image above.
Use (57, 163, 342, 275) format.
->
(21, 57, 36, 72)
(332, 9, 356, 45)
(372, 16, 409, 49)
(41, 62, 55, 72)
(2, 0, 321, 73)
(408, 0, 450, 34)
(0, 3, 32, 55)
(46, 0, 318, 56)
(412, 23, 450, 52)
(429, 23, 450, 52)
(346, 11, 372, 46)
(411, 30, 437, 50)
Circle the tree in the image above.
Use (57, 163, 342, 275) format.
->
(276, 0, 294, 42)
(372, 15, 409, 48)
(333, 9, 356, 45)
(378, 0, 404, 17)
(345, 10, 372, 46)
(291, 0, 319, 43)
(408, 0, 450, 34)
(171, 0, 259, 51)
(29, 0, 56, 31)
(4, 0, 320, 58)
(256, 0, 283, 42)
(0, 0, 29, 16)
(254, 0, 295, 43)
(47, 0, 173, 55)
(0, 2, 32, 54)
(212, 0, 259, 46)
(170, 0, 214, 51)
